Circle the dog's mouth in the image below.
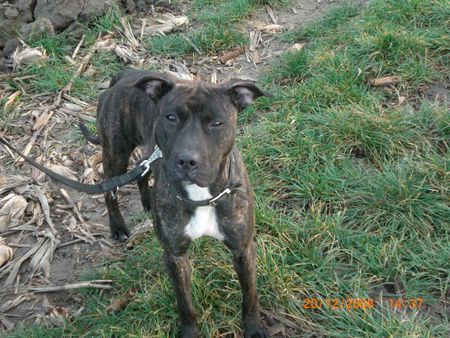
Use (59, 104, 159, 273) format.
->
(179, 173, 210, 188)
(164, 156, 218, 189)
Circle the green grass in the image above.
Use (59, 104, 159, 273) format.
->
(147, 23, 246, 57)
(11, 1, 266, 103)
(146, 0, 268, 56)
(12, 5, 124, 101)
(6, 0, 450, 337)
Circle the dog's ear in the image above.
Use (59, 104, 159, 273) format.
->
(224, 81, 272, 112)
(129, 74, 175, 101)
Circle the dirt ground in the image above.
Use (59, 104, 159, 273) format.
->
(0, 0, 370, 333)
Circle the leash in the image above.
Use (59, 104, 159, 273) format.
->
(0, 136, 162, 194)
(0, 135, 239, 206)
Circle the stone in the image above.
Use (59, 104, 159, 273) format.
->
(0, 18, 20, 48)
(3, 39, 22, 58)
(15, 0, 35, 21)
(35, 0, 117, 31)
(4, 7, 19, 19)
(0, 1, 35, 47)
(79, 1, 114, 20)
(0, 57, 9, 73)
(20, 18, 55, 41)
(121, 0, 155, 13)
(34, 0, 82, 30)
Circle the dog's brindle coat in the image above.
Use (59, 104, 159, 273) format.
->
(89, 69, 269, 337)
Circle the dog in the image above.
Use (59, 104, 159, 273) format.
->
(80, 69, 270, 337)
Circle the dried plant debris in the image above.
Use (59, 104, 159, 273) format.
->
(96, 36, 117, 51)
(134, 13, 189, 37)
(249, 29, 263, 64)
(165, 62, 194, 80)
(1, 237, 45, 286)
(0, 293, 34, 313)
(106, 289, 136, 314)
(288, 43, 305, 52)
(46, 164, 78, 182)
(12, 44, 48, 71)
(219, 46, 245, 64)
(120, 17, 140, 48)
(0, 237, 13, 268)
(28, 280, 113, 293)
(29, 228, 60, 280)
(62, 103, 84, 112)
(46, 306, 70, 327)
(32, 186, 56, 233)
(253, 21, 283, 34)
(0, 175, 32, 195)
(0, 193, 28, 232)
(370, 75, 401, 87)
(3, 91, 21, 112)
(115, 44, 140, 63)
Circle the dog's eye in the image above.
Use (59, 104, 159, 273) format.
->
(166, 114, 177, 122)
(210, 121, 223, 127)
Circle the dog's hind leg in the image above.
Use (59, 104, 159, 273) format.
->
(102, 146, 133, 242)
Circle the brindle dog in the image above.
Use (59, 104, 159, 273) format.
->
(80, 69, 270, 337)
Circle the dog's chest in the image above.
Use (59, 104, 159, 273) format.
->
(183, 185, 224, 241)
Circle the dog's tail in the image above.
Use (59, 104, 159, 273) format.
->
(79, 123, 101, 145)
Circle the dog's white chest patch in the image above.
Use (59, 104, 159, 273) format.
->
(183, 184, 224, 241)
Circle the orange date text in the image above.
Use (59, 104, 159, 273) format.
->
(303, 298, 375, 310)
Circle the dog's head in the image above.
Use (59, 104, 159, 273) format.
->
(130, 73, 269, 188)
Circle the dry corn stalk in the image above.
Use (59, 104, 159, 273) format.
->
(142, 13, 189, 36)
(0, 237, 13, 267)
(370, 75, 401, 87)
(165, 62, 193, 80)
(29, 228, 60, 279)
(12, 45, 48, 71)
(47, 164, 78, 181)
(121, 17, 140, 48)
(253, 22, 283, 34)
(114, 45, 139, 63)
(4, 91, 21, 111)
(0, 175, 32, 195)
(0, 193, 28, 232)
(288, 43, 305, 52)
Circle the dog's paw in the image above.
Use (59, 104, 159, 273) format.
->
(180, 323, 200, 338)
(111, 228, 130, 242)
(244, 320, 269, 338)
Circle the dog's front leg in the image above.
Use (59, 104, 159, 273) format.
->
(137, 173, 152, 212)
(163, 250, 199, 338)
(232, 242, 268, 338)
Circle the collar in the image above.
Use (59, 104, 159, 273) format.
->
(171, 152, 241, 208)
(141, 146, 241, 207)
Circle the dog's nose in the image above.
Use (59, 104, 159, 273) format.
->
(176, 153, 200, 173)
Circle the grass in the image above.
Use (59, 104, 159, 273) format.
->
(10, 4, 124, 103)
(13, 0, 263, 102)
(6, 0, 450, 337)
(146, 0, 272, 56)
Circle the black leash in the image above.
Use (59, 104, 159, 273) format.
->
(1, 135, 239, 207)
(0, 136, 161, 194)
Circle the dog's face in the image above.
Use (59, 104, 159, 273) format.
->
(131, 74, 268, 188)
